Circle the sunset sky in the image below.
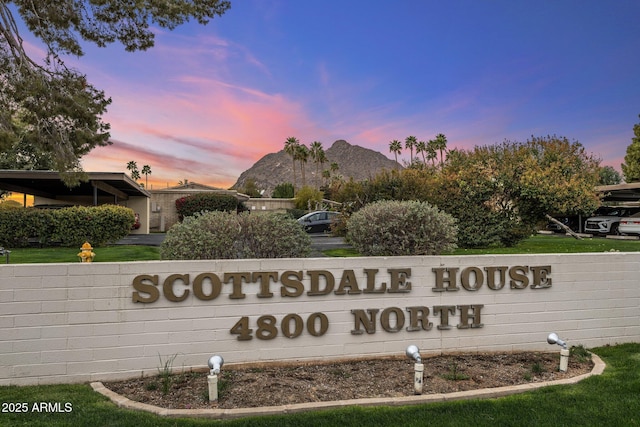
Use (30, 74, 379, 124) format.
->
(27, 1, 640, 189)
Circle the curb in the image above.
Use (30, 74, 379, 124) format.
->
(91, 353, 605, 420)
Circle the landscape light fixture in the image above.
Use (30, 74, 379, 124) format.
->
(405, 345, 424, 394)
(547, 332, 567, 349)
(208, 355, 224, 375)
(547, 332, 570, 372)
(207, 355, 224, 402)
(405, 344, 422, 363)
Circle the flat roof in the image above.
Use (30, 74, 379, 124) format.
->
(596, 183, 640, 203)
(0, 170, 150, 201)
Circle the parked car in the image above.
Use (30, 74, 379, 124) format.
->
(546, 215, 582, 233)
(584, 206, 640, 235)
(547, 207, 612, 233)
(297, 211, 339, 233)
(619, 212, 640, 236)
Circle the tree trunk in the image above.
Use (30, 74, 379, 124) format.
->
(545, 214, 583, 240)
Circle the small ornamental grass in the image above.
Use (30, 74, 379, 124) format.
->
(346, 200, 457, 256)
(160, 211, 311, 260)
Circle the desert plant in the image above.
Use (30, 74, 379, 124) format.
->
(237, 212, 311, 258)
(346, 200, 457, 256)
(442, 361, 469, 381)
(157, 353, 178, 396)
(531, 361, 545, 374)
(160, 211, 311, 260)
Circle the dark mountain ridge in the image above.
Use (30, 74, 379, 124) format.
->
(233, 140, 401, 196)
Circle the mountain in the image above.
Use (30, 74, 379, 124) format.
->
(233, 140, 401, 196)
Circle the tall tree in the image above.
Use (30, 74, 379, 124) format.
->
(388, 139, 402, 168)
(426, 139, 438, 166)
(284, 136, 300, 191)
(416, 140, 427, 164)
(296, 143, 309, 187)
(126, 161, 140, 181)
(436, 135, 600, 246)
(141, 164, 152, 188)
(433, 133, 448, 167)
(598, 166, 622, 185)
(621, 115, 640, 182)
(309, 141, 325, 190)
(404, 136, 417, 163)
(0, 1, 231, 185)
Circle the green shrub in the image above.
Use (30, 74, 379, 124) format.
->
(160, 211, 311, 260)
(0, 205, 134, 248)
(346, 200, 457, 256)
(160, 211, 241, 259)
(52, 205, 135, 247)
(294, 186, 323, 210)
(0, 208, 54, 247)
(272, 182, 294, 198)
(175, 193, 242, 220)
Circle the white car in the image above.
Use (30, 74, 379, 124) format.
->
(619, 212, 640, 236)
(584, 207, 640, 235)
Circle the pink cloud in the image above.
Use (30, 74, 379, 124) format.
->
(82, 58, 315, 188)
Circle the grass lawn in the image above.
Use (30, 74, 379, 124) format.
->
(5, 234, 640, 263)
(325, 234, 640, 257)
(0, 343, 637, 426)
(4, 245, 160, 264)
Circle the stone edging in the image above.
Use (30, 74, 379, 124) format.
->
(90, 353, 605, 420)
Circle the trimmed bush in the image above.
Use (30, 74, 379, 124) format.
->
(0, 205, 135, 248)
(0, 208, 54, 247)
(175, 193, 242, 220)
(346, 200, 457, 256)
(160, 211, 311, 260)
(52, 205, 135, 247)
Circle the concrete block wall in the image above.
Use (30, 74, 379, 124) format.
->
(1, 253, 638, 386)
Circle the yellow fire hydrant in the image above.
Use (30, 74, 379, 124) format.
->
(77, 242, 95, 263)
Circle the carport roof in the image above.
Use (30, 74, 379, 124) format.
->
(597, 183, 640, 204)
(0, 170, 150, 201)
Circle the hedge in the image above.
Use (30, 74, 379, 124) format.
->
(175, 193, 243, 220)
(0, 205, 135, 248)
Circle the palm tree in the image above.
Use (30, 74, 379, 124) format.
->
(330, 161, 339, 175)
(322, 169, 331, 187)
(433, 133, 448, 167)
(126, 161, 140, 181)
(309, 141, 325, 190)
(389, 139, 402, 169)
(141, 164, 152, 188)
(284, 137, 300, 191)
(416, 140, 427, 165)
(405, 136, 417, 163)
(296, 144, 309, 187)
(427, 139, 438, 166)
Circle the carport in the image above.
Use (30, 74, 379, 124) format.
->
(596, 183, 640, 204)
(0, 170, 150, 234)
